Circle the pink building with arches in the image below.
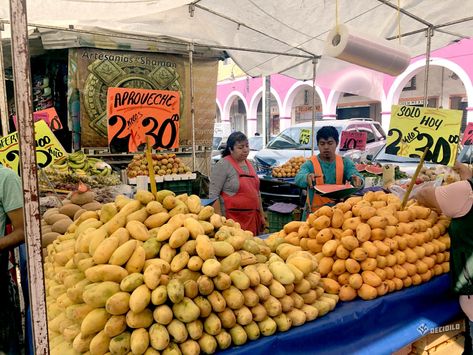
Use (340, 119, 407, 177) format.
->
(216, 38, 473, 136)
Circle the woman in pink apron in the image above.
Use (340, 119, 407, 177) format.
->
(210, 132, 265, 235)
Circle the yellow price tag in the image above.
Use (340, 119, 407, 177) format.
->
(299, 128, 311, 145)
(386, 105, 462, 166)
(0, 120, 67, 174)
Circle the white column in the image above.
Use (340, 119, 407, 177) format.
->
(247, 118, 257, 136)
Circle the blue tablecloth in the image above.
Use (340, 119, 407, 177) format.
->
(221, 274, 461, 355)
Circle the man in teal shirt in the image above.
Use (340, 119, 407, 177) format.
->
(295, 126, 364, 217)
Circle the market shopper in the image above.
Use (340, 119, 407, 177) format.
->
(210, 131, 266, 235)
(0, 165, 25, 354)
(415, 162, 473, 353)
(295, 126, 364, 215)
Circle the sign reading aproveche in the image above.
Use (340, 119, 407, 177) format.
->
(340, 131, 367, 151)
(386, 105, 462, 166)
(0, 120, 66, 175)
(107, 87, 180, 153)
(462, 122, 473, 145)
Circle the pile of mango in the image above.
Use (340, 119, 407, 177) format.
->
(44, 189, 339, 354)
(268, 191, 450, 301)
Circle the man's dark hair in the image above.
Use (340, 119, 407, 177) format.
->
(222, 131, 248, 157)
(316, 126, 339, 144)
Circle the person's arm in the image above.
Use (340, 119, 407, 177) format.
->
(209, 160, 228, 200)
(0, 170, 24, 251)
(415, 186, 441, 212)
(294, 160, 314, 188)
(0, 208, 24, 251)
(343, 157, 364, 188)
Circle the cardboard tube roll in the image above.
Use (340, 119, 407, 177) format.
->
(324, 24, 411, 76)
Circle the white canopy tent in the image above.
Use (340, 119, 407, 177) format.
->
(1, 0, 473, 80)
(2, 1, 473, 353)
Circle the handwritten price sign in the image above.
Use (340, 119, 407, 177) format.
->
(340, 131, 367, 151)
(13, 107, 63, 131)
(299, 129, 311, 145)
(107, 87, 180, 153)
(462, 122, 473, 145)
(386, 105, 462, 166)
(0, 120, 66, 175)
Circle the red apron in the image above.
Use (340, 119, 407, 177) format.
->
(221, 156, 263, 235)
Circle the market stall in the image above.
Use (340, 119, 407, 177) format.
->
(3, 1, 472, 353)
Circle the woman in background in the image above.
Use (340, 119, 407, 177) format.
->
(210, 132, 265, 235)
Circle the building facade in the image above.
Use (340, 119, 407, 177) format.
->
(216, 38, 473, 137)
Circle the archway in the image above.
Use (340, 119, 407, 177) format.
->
(223, 91, 249, 134)
(282, 82, 325, 127)
(248, 87, 282, 137)
(385, 57, 473, 131)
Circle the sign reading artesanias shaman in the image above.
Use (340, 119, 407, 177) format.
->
(68, 48, 218, 149)
(107, 87, 180, 152)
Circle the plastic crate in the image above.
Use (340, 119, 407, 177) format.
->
(267, 210, 294, 233)
(161, 179, 193, 195)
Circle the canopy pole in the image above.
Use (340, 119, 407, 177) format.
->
(311, 58, 318, 156)
(423, 27, 433, 107)
(0, 24, 9, 135)
(9, 0, 49, 353)
(189, 43, 196, 171)
(402, 26, 434, 208)
(264, 76, 271, 144)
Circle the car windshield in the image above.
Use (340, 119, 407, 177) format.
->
(458, 145, 473, 164)
(374, 146, 421, 163)
(248, 136, 263, 151)
(213, 137, 222, 150)
(266, 126, 343, 150)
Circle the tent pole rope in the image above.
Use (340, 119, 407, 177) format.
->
(335, 0, 339, 32)
(0, 24, 9, 136)
(397, 0, 401, 44)
(189, 43, 196, 171)
(423, 26, 433, 108)
(311, 57, 318, 156)
(9, 0, 50, 352)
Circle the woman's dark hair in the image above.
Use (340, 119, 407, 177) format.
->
(316, 126, 339, 144)
(222, 131, 248, 157)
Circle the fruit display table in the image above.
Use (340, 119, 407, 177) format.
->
(221, 274, 461, 355)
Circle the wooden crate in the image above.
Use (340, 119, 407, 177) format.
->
(412, 319, 465, 354)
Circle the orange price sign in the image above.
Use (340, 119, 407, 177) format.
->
(107, 87, 180, 153)
(339, 131, 367, 151)
(13, 107, 63, 131)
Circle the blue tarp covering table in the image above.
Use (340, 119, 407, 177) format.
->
(221, 274, 461, 355)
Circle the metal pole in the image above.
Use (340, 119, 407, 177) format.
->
(0, 24, 10, 135)
(264, 76, 271, 144)
(311, 58, 318, 156)
(423, 27, 433, 107)
(9, 0, 49, 353)
(189, 43, 196, 171)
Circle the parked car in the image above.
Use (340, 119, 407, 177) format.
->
(367, 143, 437, 176)
(212, 135, 264, 165)
(254, 119, 386, 174)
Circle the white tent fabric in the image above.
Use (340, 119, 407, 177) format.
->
(1, 0, 472, 95)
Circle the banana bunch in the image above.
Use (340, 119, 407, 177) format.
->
(68, 151, 87, 170)
(52, 157, 69, 173)
(51, 151, 113, 176)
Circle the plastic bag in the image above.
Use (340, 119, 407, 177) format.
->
(389, 180, 439, 201)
